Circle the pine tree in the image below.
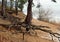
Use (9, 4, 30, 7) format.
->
(25, 0, 33, 31)
(52, 0, 56, 2)
(18, 0, 27, 11)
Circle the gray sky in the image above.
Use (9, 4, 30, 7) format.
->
(0, 0, 60, 22)
(23, 0, 60, 22)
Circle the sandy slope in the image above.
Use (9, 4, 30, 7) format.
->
(0, 12, 59, 42)
(0, 26, 54, 42)
(32, 19, 59, 32)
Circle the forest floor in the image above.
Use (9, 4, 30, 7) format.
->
(0, 12, 60, 42)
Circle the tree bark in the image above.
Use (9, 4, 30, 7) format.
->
(1, 0, 6, 16)
(25, 0, 33, 25)
(10, 0, 13, 11)
(5, 0, 7, 10)
(15, 0, 18, 15)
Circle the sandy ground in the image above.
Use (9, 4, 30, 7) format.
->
(0, 26, 54, 42)
(0, 12, 60, 42)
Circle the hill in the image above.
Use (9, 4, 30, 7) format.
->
(0, 12, 60, 42)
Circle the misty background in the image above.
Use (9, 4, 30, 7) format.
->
(0, 0, 60, 22)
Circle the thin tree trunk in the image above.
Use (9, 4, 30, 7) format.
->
(25, 0, 33, 25)
(10, 0, 13, 11)
(5, 0, 7, 10)
(1, 0, 6, 17)
(15, 0, 18, 15)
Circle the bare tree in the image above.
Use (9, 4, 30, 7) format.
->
(38, 8, 52, 22)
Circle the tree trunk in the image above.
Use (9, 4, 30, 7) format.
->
(15, 0, 18, 15)
(5, 0, 7, 10)
(1, 0, 6, 17)
(10, 0, 13, 11)
(25, 0, 33, 25)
